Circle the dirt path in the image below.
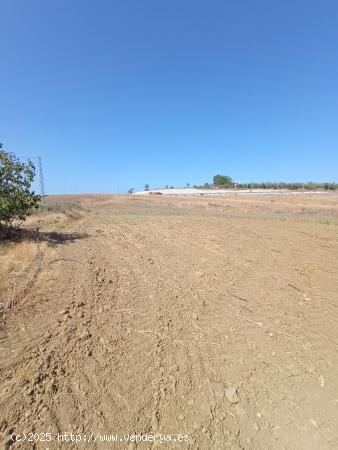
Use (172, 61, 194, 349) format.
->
(1, 196, 338, 449)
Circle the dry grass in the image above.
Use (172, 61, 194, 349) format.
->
(33, 199, 83, 215)
(0, 198, 85, 311)
(0, 241, 38, 271)
(0, 241, 47, 309)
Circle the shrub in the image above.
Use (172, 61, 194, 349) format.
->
(0, 145, 40, 228)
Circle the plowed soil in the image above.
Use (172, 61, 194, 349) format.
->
(1, 194, 338, 449)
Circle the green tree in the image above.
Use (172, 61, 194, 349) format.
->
(0, 145, 40, 228)
(213, 175, 233, 187)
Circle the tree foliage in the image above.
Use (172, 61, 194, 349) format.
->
(213, 175, 233, 187)
(0, 145, 40, 228)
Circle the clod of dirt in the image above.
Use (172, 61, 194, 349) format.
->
(80, 330, 91, 341)
(47, 383, 57, 394)
(225, 387, 240, 404)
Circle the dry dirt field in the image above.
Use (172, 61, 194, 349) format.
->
(1, 193, 338, 449)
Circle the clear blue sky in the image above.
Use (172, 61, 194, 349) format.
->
(1, 0, 338, 194)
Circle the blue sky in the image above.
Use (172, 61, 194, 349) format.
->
(1, 0, 338, 194)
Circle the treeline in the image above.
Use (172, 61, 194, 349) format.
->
(194, 175, 337, 191)
(236, 182, 337, 190)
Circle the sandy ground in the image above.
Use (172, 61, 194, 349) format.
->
(0, 194, 338, 449)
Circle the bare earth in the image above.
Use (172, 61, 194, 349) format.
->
(1, 194, 338, 449)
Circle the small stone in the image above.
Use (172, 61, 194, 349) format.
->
(80, 330, 91, 341)
(25, 387, 34, 396)
(225, 387, 240, 404)
(40, 406, 48, 415)
(177, 414, 184, 421)
(48, 383, 57, 394)
(310, 418, 318, 428)
(253, 422, 260, 431)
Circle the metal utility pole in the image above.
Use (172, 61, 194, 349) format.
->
(19, 155, 46, 196)
(38, 157, 46, 196)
